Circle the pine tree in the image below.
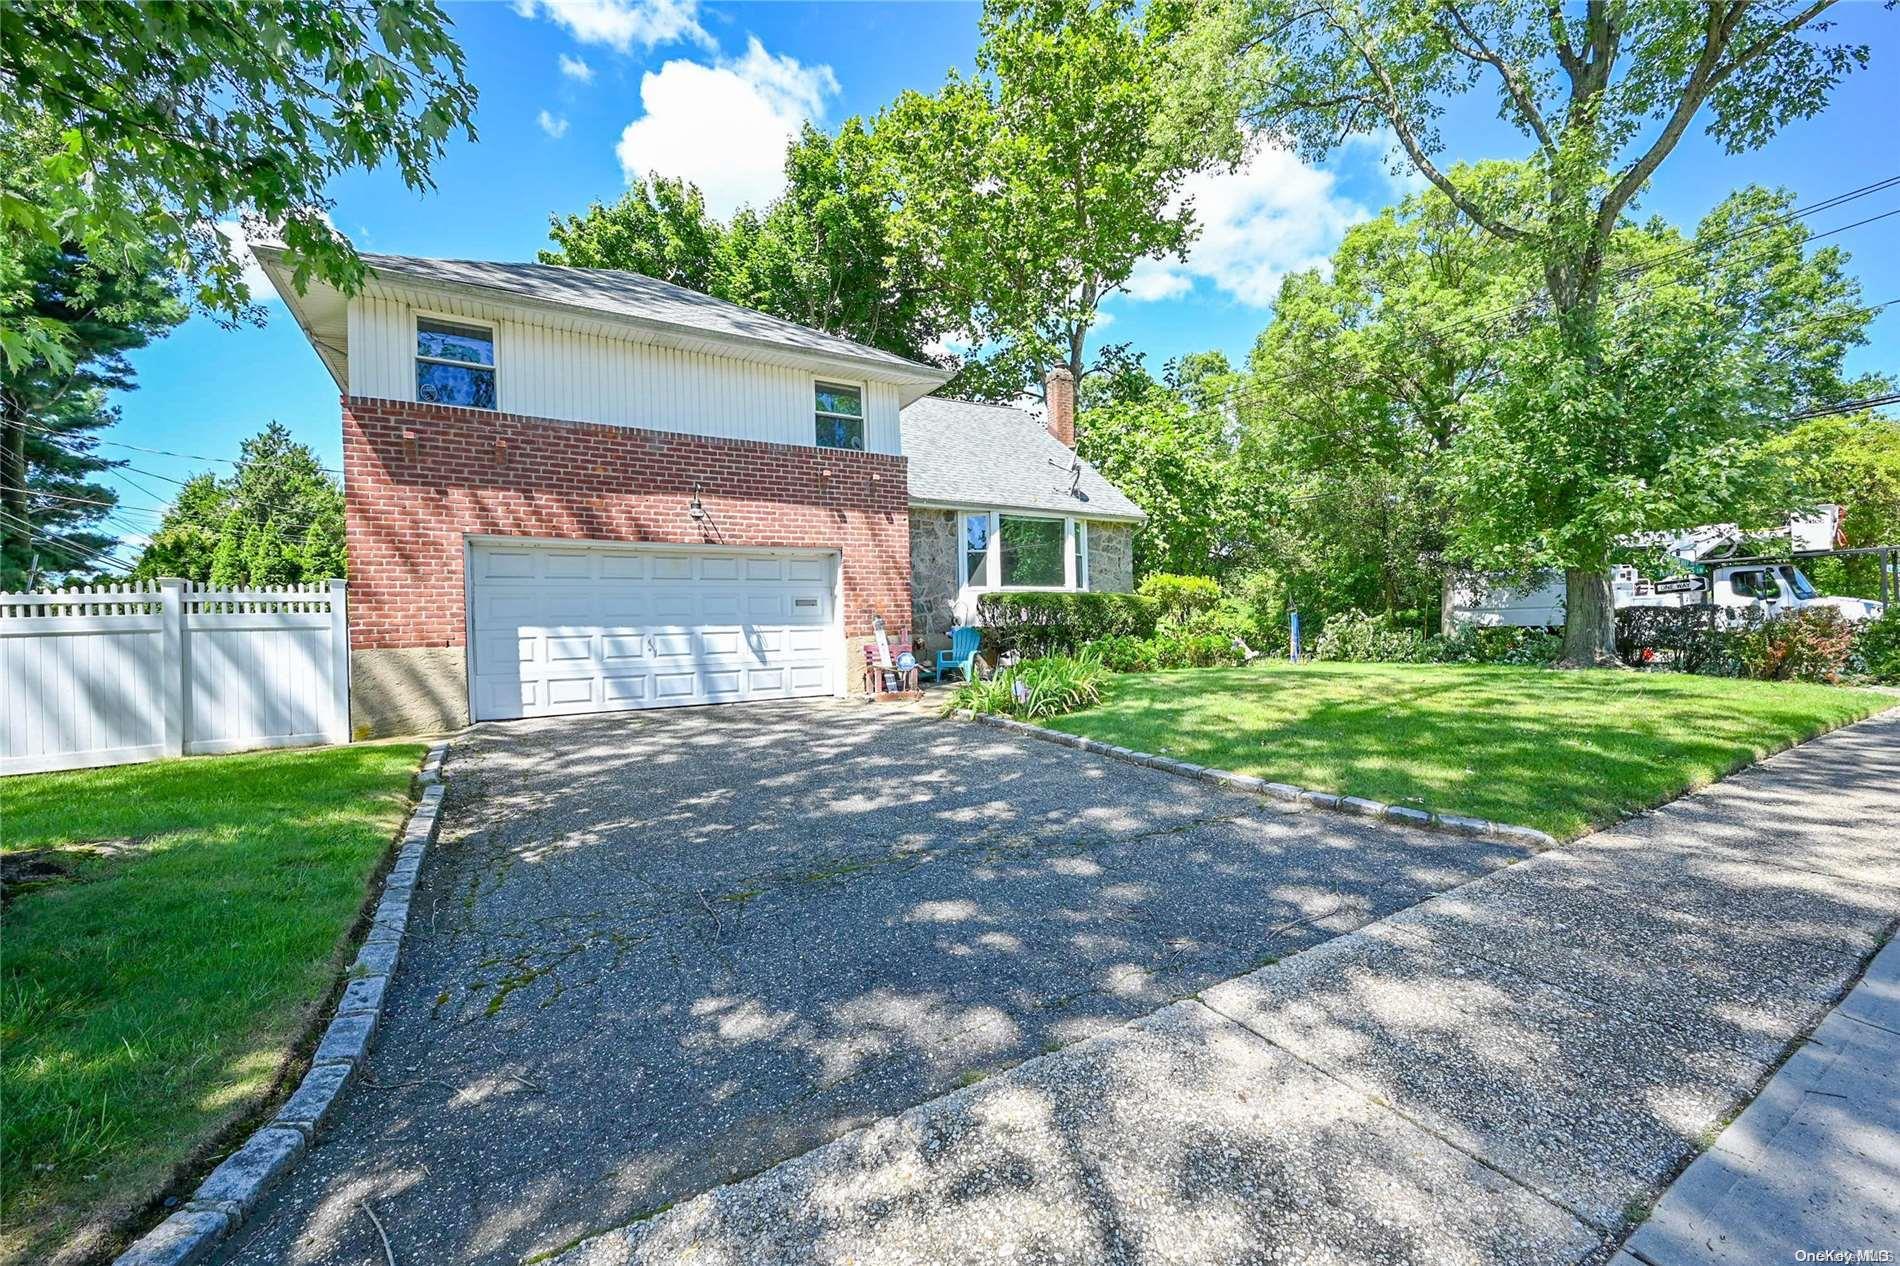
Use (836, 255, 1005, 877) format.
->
(0, 158, 186, 586)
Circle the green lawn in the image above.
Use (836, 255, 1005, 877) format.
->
(1043, 663, 1890, 839)
(1, 743, 425, 1265)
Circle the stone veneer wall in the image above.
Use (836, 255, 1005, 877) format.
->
(909, 508, 959, 653)
(1087, 521, 1135, 593)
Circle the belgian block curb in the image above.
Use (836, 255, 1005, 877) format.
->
(958, 711, 1559, 849)
(114, 739, 453, 1266)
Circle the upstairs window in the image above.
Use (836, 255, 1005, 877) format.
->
(815, 382, 864, 450)
(416, 318, 496, 410)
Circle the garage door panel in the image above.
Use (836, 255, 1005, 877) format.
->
(544, 551, 594, 580)
(603, 675, 647, 702)
(601, 635, 645, 662)
(546, 635, 594, 663)
(470, 543, 835, 721)
(653, 672, 697, 699)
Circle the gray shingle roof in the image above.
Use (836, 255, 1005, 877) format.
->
(900, 397, 1145, 521)
(358, 252, 946, 380)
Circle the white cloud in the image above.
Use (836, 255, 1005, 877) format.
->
(512, 0, 712, 53)
(558, 53, 595, 82)
(538, 110, 571, 139)
(1124, 143, 1367, 308)
(614, 37, 840, 217)
(1122, 257, 1193, 302)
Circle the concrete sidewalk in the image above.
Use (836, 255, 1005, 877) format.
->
(550, 708, 1900, 1266)
(1619, 940, 1899, 1266)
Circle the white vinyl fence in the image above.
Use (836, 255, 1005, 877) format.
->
(1, 579, 350, 776)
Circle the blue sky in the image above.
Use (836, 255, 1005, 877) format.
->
(97, 0, 1899, 551)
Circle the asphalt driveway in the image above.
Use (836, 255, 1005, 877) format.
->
(226, 701, 1536, 1265)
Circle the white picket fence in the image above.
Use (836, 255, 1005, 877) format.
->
(0, 579, 350, 776)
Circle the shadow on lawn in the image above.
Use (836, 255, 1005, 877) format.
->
(1052, 665, 1882, 833)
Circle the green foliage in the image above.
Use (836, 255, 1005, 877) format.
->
(0, 224, 186, 586)
(1854, 610, 1900, 683)
(1731, 609, 1859, 684)
(544, 123, 944, 364)
(1313, 609, 1429, 664)
(1616, 607, 1740, 676)
(1765, 415, 1900, 601)
(1, 0, 476, 343)
(1429, 625, 1565, 668)
(1136, 573, 1220, 619)
(1077, 352, 1262, 577)
(1199, 0, 1868, 660)
(133, 424, 345, 584)
(941, 653, 1110, 719)
(877, 0, 1232, 392)
(975, 591, 1159, 658)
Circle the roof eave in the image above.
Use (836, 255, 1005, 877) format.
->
(907, 495, 1146, 524)
(365, 252, 951, 391)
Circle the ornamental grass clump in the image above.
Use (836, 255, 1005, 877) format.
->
(940, 653, 1110, 719)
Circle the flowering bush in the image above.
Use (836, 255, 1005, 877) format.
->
(1313, 609, 1428, 663)
(1855, 609, 1900, 682)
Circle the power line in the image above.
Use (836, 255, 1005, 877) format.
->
(0, 507, 135, 575)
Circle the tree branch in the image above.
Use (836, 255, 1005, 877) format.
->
(1441, 4, 1555, 152)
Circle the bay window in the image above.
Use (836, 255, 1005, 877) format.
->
(958, 510, 1089, 592)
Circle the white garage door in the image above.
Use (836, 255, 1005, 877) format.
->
(467, 541, 837, 721)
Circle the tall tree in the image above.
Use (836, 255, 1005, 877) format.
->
(1077, 351, 1262, 577)
(1242, 177, 1879, 629)
(0, 227, 185, 587)
(878, 0, 1233, 398)
(544, 175, 724, 293)
(544, 124, 944, 364)
(1196, 0, 1869, 662)
(133, 423, 346, 585)
(0, 0, 477, 365)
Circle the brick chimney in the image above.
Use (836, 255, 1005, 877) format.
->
(1045, 365, 1075, 448)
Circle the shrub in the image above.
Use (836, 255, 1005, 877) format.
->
(1615, 606, 1738, 675)
(1136, 573, 1220, 620)
(976, 592, 1158, 658)
(1855, 609, 1900, 682)
(1732, 608, 1858, 684)
(1313, 609, 1427, 663)
(1087, 634, 1157, 673)
(1427, 624, 1563, 667)
(940, 653, 1110, 719)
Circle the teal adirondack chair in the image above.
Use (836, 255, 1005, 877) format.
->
(930, 626, 982, 682)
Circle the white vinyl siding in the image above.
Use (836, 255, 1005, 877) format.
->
(347, 292, 904, 454)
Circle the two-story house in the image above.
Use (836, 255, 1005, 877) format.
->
(258, 247, 1143, 736)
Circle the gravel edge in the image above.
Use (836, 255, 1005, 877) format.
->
(112, 739, 453, 1266)
(955, 711, 1558, 849)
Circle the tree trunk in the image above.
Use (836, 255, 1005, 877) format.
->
(0, 399, 29, 581)
(1559, 567, 1622, 667)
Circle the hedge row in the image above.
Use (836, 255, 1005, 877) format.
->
(976, 592, 1160, 658)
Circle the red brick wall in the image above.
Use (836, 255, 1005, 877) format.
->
(341, 396, 911, 651)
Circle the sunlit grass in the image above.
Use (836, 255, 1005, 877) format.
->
(1043, 662, 1888, 838)
(1, 743, 424, 1262)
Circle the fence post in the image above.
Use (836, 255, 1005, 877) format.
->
(327, 579, 352, 744)
(158, 578, 187, 758)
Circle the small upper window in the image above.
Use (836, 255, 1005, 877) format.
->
(417, 318, 496, 410)
(815, 382, 864, 450)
